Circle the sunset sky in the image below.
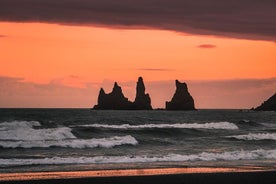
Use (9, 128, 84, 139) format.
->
(0, 0, 276, 109)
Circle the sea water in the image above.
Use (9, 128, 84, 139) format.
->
(0, 109, 275, 173)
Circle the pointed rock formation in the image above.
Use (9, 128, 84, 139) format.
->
(166, 80, 195, 110)
(93, 82, 132, 110)
(255, 93, 276, 111)
(93, 77, 152, 110)
(133, 77, 152, 110)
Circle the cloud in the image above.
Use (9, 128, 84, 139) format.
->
(197, 44, 216, 49)
(187, 78, 276, 109)
(0, 35, 6, 38)
(0, 0, 276, 41)
(0, 76, 99, 108)
(69, 75, 79, 79)
(137, 68, 175, 71)
(145, 78, 276, 109)
(1, 76, 276, 109)
(0, 76, 24, 84)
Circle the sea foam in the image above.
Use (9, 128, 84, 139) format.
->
(1, 149, 275, 167)
(229, 133, 276, 141)
(77, 122, 239, 130)
(0, 121, 138, 148)
(0, 135, 138, 149)
(0, 121, 75, 141)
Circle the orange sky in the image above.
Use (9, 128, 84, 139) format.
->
(0, 22, 276, 108)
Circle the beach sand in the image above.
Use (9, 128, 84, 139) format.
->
(1, 167, 276, 184)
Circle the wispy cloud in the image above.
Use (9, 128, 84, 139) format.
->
(197, 44, 216, 49)
(0, 0, 276, 41)
(0, 35, 6, 38)
(137, 68, 175, 71)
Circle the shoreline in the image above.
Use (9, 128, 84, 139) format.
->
(1, 167, 276, 184)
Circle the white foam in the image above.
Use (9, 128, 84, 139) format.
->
(0, 135, 138, 148)
(0, 121, 138, 148)
(77, 122, 239, 130)
(1, 149, 275, 167)
(229, 133, 276, 141)
(0, 121, 75, 141)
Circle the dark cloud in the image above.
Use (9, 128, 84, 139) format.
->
(138, 68, 175, 71)
(0, 35, 6, 38)
(0, 0, 276, 41)
(198, 44, 216, 49)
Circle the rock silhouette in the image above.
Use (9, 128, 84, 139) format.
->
(93, 82, 132, 110)
(255, 93, 276, 111)
(166, 80, 195, 110)
(93, 77, 152, 110)
(133, 77, 152, 110)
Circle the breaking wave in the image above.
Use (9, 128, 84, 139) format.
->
(77, 122, 239, 130)
(0, 121, 75, 141)
(229, 133, 276, 141)
(1, 149, 275, 167)
(0, 121, 138, 148)
(0, 135, 138, 149)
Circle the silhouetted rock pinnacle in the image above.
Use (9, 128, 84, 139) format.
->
(133, 77, 152, 110)
(254, 93, 276, 111)
(93, 82, 132, 110)
(93, 77, 152, 110)
(166, 80, 195, 110)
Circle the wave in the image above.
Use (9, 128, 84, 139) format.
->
(0, 135, 138, 149)
(76, 122, 239, 130)
(0, 121, 138, 148)
(228, 133, 276, 141)
(0, 121, 75, 141)
(1, 149, 275, 167)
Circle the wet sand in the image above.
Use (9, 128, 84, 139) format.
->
(1, 167, 276, 184)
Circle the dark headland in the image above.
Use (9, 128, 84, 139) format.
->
(254, 93, 276, 111)
(93, 77, 196, 110)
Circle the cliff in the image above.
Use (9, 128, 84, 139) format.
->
(255, 93, 276, 111)
(93, 77, 152, 110)
(166, 80, 196, 110)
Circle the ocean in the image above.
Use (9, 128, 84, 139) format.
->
(0, 109, 275, 173)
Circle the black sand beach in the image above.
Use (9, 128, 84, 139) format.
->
(1, 167, 276, 184)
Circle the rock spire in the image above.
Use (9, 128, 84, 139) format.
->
(166, 80, 195, 110)
(133, 77, 152, 110)
(93, 77, 152, 110)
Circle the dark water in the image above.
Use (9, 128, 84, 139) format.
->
(0, 109, 275, 173)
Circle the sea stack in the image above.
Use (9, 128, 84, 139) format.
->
(254, 93, 276, 111)
(93, 82, 132, 110)
(133, 77, 152, 110)
(166, 80, 195, 110)
(93, 77, 152, 110)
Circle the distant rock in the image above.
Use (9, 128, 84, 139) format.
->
(133, 77, 152, 110)
(93, 82, 132, 110)
(255, 93, 276, 111)
(166, 80, 196, 110)
(93, 77, 152, 110)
